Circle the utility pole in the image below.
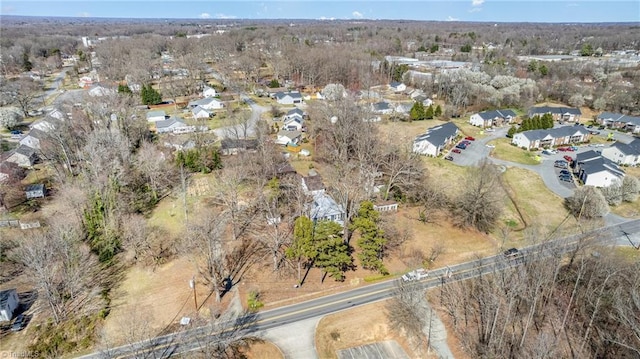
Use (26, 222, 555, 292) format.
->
(190, 277, 198, 310)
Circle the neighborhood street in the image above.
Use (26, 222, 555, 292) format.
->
(77, 218, 640, 359)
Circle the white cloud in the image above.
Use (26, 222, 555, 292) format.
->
(472, 0, 485, 6)
(199, 13, 211, 19)
(469, 7, 482, 13)
(216, 13, 237, 19)
(446, 16, 460, 21)
(352, 11, 363, 19)
(319, 16, 336, 21)
(78, 12, 91, 17)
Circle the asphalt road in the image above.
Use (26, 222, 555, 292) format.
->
(77, 218, 640, 359)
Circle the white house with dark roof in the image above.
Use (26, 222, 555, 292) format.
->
(511, 126, 590, 150)
(574, 150, 625, 188)
(596, 112, 640, 133)
(308, 192, 346, 225)
(389, 81, 407, 92)
(302, 172, 325, 195)
(88, 84, 116, 97)
(283, 108, 305, 131)
(275, 91, 303, 105)
(469, 109, 517, 128)
(413, 122, 460, 157)
(371, 101, 394, 115)
(146, 110, 167, 122)
(528, 106, 582, 122)
(276, 130, 302, 145)
(601, 138, 640, 166)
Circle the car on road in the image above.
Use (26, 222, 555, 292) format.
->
(485, 128, 495, 132)
(554, 161, 568, 168)
(590, 130, 601, 135)
(563, 155, 573, 162)
(456, 143, 467, 149)
(10, 130, 22, 135)
(503, 248, 521, 258)
(542, 150, 554, 155)
(444, 155, 454, 161)
(402, 268, 429, 282)
(452, 148, 461, 154)
(464, 136, 476, 141)
(11, 314, 25, 332)
(559, 169, 571, 176)
(558, 147, 569, 152)
(486, 144, 496, 148)
(559, 176, 573, 182)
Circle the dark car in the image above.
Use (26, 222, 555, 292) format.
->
(504, 248, 520, 257)
(554, 160, 568, 168)
(590, 130, 600, 135)
(10, 130, 22, 135)
(456, 143, 467, 149)
(559, 169, 571, 175)
(445, 155, 454, 161)
(11, 314, 25, 332)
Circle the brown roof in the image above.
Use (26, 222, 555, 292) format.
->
(303, 174, 325, 192)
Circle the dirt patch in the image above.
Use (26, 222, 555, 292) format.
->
(315, 301, 422, 359)
(242, 340, 284, 359)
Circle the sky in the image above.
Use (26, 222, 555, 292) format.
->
(0, 0, 638, 23)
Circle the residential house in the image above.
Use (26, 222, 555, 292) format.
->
(202, 85, 218, 98)
(394, 103, 414, 116)
(601, 139, 640, 166)
(30, 119, 56, 133)
(0, 289, 19, 322)
(373, 200, 398, 212)
(469, 109, 517, 128)
(413, 122, 460, 157)
(276, 130, 302, 145)
(25, 183, 46, 199)
(88, 84, 116, 97)
(302, 172, 325, 195)
(283, 116, 304, 131)
(163, 138, 196, 151)
(275, 91, 303, 105)
(5, 145, 37, 167)
(308, 192, 346, 225)
(357, 90, 382, 100)
(220, 139, 259, 155)
(389, 82, 407, 92)
(146, 110, 167, 122)
(155, 117, 194, 134)
(192, 106, 212, 119)
(371, 101, 394, 115)
(284, 108, 304, 122)
(574, 150, 625, 188)
(19, 129, 47, 150)
(596, 112, 640, 133)
(528, 106, 582, 122)
(188, 97, 224, 110)
(511, 126, 591, 150)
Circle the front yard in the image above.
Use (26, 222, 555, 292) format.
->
(488, 138, 541, 165)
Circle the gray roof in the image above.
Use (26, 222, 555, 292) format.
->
(0, 288, 17, 308)
(220, 139, 259, 150)
(576, 150, 604, 163)
(372, 101, 392, 111)
(610, 138, 640, 156)
(275, 91, 302, 100)
(156, 117, 186, 129)
(578, 154, 625, 177)
(598, 112, 640, 126)
(303, 174, 325, 192)
(287, 108, 304, 117)
(414, 122, 460, 148)
(309, 192, 345, 222)
(476, 109, 517, 120)
(25, 183, 45, 192)
(389, 81, 404, 88)
(146, 110, 166, 119)
(191, 105, 210, 114)
(14, 144, 36, 158)
(518, 126, 590, 141)
(528, 106, 582, 116)
(189, 97, 221, 107)
(277, 130, 302, 139)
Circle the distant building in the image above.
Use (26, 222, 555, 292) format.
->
(511, 126, 591, 150)
(574, 150, 625, 188)
(469, 109, 517, 128)
(413, 122, 460, 157)
(308, 192, 346, 225)
(25, 184, 46, 199)
(528, 106, 582, 123)
(0, 289, 19, 322)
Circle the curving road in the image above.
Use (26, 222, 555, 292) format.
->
(77, 218, 640, 359)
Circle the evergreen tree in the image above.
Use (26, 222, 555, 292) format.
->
(141, 84, 162, 105)
(350, 201, 388, 275)
(434, 104, 443, 117)
(425, 104, 434, 119)
(409, 102, 425, 121)
(118, 84, 132, 94)
(542, 113, 554, 128)
(286, 216, 316, 284)
(430, 44, 439, 53)
(313, 220, 353, 281)
(507, 126, 517, 138)
(539, 64, 548, 76)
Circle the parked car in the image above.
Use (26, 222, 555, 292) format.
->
(10, 130, 22, 135)
(452, 148, 461, 154)
(559, 169, 571, 175)
(558, 147, 569, 152)
(590, 130, 601, 135)
(465, 136, 476, 141)
(402, 268, 429, 282)
(11, 314, 25, 332)
(504, 248, 520, 257)
(559, 176, 573, 182)
(461, 140, 471, 145)
(485, 128, 495, 132)
(554, 161, 568, 168)
(563, 155, 573, 162)
(542, 150, 553, 155)
(570, 146, 579, 151)
(456, 143, 467, 149)
(598, 125, 606, 130)
(445, 155, 454, 161)
(587, 125, 594, 128)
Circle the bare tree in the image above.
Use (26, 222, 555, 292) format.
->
(564, 185, 609, 220)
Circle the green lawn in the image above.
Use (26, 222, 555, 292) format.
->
(489, 138, 541, 165)
(451, 118, 486, 139)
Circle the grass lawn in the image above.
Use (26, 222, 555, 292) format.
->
(242, 341, 284, 359)
(489, 138, 541, 165)
(421, 156, 468, 197)
(500, 167, 575, 243)
(451, 118, 486, 139)
(378, 119, 447, 145)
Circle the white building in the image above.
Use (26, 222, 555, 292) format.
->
(413, 122, 460, 157)
(202, 85, 217, 98)
(601, 139, 640, 166)
(146, 110, 167, 122)
(0, 289, 19, 322)
(511, 126, 590, 150)
(469, 109, 516, 128)
(575, 150, 625, 188)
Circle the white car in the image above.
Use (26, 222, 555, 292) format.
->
(485, 128, 495, 132)
(401, 268, 429, 282)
